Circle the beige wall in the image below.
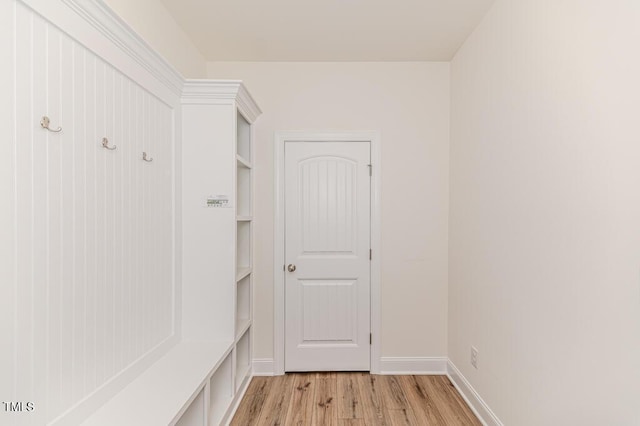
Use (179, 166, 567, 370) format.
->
(208, 62, 451, 361)
(104, 0, 206, 78)
(449, 0, 640, 425)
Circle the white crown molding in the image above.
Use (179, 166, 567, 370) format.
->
(50, 0, 185, 96)
(379, 357, 448, 375)
(235, 83, 262, 124)
(447, 360, 504, 426)
(182, 80, 262, 123)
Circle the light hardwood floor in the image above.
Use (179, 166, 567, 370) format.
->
(230, 373, 482, 425)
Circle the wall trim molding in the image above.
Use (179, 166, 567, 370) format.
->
(21, 0, 184, 97)
(379, 357, 448, 375)
(252, 358, 275, 376)
(62, 0, 184, 94)
(447, 360, 504, 426)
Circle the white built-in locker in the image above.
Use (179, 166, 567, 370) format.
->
(2, 0, 179, 424)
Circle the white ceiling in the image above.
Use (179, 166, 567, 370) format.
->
(160, 0, 495, 62)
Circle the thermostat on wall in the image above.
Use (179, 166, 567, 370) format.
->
(205, 195, 230, 208)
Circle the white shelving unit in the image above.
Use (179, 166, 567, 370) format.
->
(177, 81, 260, 426)
(82, 81, 260, 426)
(236, 275, 251, 339)
(83, 82, 260, 426)
(175, 389, 205, 426)
(235, 329, 251, 392)
(209, 354, 233, 426)
(234, 110, 253, 397)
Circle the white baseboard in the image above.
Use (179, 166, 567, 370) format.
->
(252, 358, 275, 376)
(446, 360, 503, 426)
(378, 357, 448, 375)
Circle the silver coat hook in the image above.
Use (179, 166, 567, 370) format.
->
(40, 116, 62, 133)
(101, 137, 117, 150)
(142, 152, 153, 162)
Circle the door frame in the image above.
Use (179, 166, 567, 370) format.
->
(274, 131, 381, 375)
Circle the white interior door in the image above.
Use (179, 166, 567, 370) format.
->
(285, 141, 371, 371)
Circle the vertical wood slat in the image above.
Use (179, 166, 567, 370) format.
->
(84, 51, 98, 396)
(14, 6, 34, 425)
(72, 42, 87, 403)
(142, 92, 149, 351)
(134, 85, 142, 359)
(59, 29, 75, 414)
(47, 21, 63, 420)
(113, 71, 123, 374)
(31, 10, 49, 426)
(0, 0, 16, 413)
(150, 98, 159, 346)
(104, 64, 115, 382)
(10, 3, 176, 423)
(124, 77, 133, 365)
(162, 104, 173, 336)
(94, 57, 106, 392)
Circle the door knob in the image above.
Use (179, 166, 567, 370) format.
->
(287, 264, 296, 272)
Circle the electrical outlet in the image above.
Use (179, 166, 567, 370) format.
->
(471, 346, 479, 369)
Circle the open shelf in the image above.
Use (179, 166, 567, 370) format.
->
(236, 221, 251, 270)
(236, 111, 251, 162)
(236, 155, 252, 169)
(236, 275, 251, 338)
(235, 329, 251, 392)
(209, 352, 233, 426)
(235, 319, 251, 341)
(156, 83, 259, 426)
(236, 166, 251, 217)
(236, 267, 252, 282)
(175, 388, 204, 426)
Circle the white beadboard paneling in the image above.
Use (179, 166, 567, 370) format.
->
(7, 2, 177, 424)
(112, 70, 123, 376)
(0, 0, 16, 411)
(84, 50, 97, 397)
(72, 41, 88, 403)
(103, 63, 115, 384)
(60, 27, 75, 414)
(14, 0, 35, 416)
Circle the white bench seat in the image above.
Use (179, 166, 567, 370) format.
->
(82, 340, 233, 426)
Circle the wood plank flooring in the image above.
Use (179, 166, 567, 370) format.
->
(230, 373, 481, 426)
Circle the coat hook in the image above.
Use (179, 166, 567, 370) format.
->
(40, 116, 62, 133)
(102, 137, 117, 150)
(142, 152, 153, 162)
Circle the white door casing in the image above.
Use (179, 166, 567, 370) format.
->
(275, 132, 381, 375)
(284, 141, 371, 371)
